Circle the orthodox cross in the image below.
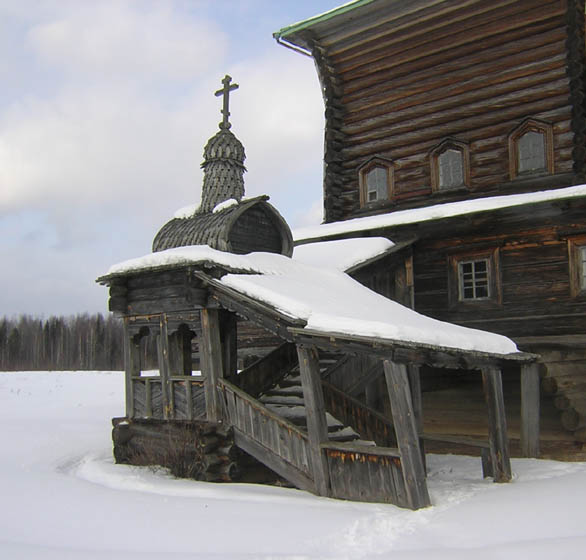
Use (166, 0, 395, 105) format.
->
(215, 75, 239, 130)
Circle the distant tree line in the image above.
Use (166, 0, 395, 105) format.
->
(0, 314, 149, 372)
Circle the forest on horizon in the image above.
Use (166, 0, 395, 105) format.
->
(0, 314, 138, 371)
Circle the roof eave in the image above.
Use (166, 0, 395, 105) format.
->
(273, 0, 375, 42)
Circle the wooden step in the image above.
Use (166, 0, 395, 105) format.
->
(259, 395, 306, 406)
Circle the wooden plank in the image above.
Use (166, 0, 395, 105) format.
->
(407, 364, 426, 471)
(384, 360, 431, 510)
(233, 429, 316, 493)
(297, 345, 331, 497)
(200, 309, 224, 423)
(482, 367, 512, 482)
(185, 379, 193, 421)
(158, 315, 171, 420)
(521, 363, 541, 458)
(123, 318, 135, 417)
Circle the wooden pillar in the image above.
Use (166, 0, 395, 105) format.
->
(520, 363, 540, 458)
(407, 364, 425, 470)
(220, 311, 238, 380)
(200, 309, 224, 423)
(384, 360, 430, 509)
(123, 319, 140, 418)
(157, 314, 171, 419)
(297, 344, 330, 497)
(482, 367, 512, 482)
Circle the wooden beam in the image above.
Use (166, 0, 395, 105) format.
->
(123, 318, 140, 418)
(200, 309, 224, 423)
(297, 344, 331, 497)
(233, 429, 316, 493)
(158, 314, 171, 419)
(407, 364, 425, 470)
(482, 367, 512, 482)
(520, 363, 540, 458)
(384, 360, 431, 509)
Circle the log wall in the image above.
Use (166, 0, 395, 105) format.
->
(410, 201, 586, 338)
(309, 0, 586, 222)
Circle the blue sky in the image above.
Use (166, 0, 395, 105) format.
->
(0, 0, 342, 316)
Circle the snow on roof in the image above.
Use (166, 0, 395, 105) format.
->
(104, 245, 517, 355)
(292, 237, 394, 272)
(293, 184, 586, 242)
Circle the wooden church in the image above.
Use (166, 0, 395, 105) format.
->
(274, 0, 586, 458)
(97, 0, 586, 509)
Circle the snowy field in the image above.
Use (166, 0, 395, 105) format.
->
(2, 371, 586, 559)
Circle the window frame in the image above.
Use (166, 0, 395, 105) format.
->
(508, 118, 554, 180)
(430, 139, 470, 193)
(568, 235, 586, 297)
(448, 248, 501, 308)
(358, 157, 394, 207)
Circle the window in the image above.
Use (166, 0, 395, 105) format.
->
(518, 131, 546, 173)
(358, 157, 394, 206)
(567, 236, 586, 297)
(458, 259, 490, 300)
(509, 119, 554, 179)
(449, 248, 501, 306)
(430, 140, 470, 192)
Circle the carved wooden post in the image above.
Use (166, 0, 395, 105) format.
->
(157, 314, 172, 419)
(123, 318, 140, 418)
(384, 360, 430, 509)
(482, 366, 512, 482)
(200, 309, 224, 423)
(297, 344, 330, 497)
(520, 362, 540, 458)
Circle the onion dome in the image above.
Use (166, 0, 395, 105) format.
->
(198, 127, 246, 214)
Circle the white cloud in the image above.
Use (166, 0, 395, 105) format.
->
(27, 1, 227, 82)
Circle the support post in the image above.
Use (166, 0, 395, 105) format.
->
(297, 344, 330, 497)
(123, 318, 140, 418)
(200, 309, 224, 423)
(520, 363, 540, 458)
(384, 360, 430, 509)
(158, 314, 171, 419)
(407, 364, 425, 471)
(482, 367, 512, 482)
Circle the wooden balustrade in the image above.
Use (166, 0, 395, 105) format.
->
(132, 376, 205, 420)
(218, 378, 312, 481)
(322, 442, 408, 507)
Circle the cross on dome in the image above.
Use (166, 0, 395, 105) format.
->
(214, 75, 239, 130)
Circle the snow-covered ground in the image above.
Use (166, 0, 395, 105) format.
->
(2, 370, 586, 559)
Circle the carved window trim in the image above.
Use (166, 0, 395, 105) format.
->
(508, 118, 554, 180)
(358, 157, 394, 207)
(568, 235, 586, 297)
(448, 248, 501, 308)
(430, 139, 470, 192)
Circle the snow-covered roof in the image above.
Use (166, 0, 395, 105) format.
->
(292, 237, 395, 272)
(103, 245, 518, 356)
(293, 184, 586, 243)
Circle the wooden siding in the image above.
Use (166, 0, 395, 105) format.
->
(310, 0, 584, 222)
(411, 204, 586, 338)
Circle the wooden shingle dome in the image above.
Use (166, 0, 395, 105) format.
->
(152, 75, 293, 257)
(152, 195, 293, 256)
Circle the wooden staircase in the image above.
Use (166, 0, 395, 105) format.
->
(219, 344, 423, 508)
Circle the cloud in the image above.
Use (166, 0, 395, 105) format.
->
(27, 1, 227, 82)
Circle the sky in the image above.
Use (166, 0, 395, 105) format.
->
(0, 0, 343, 317)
